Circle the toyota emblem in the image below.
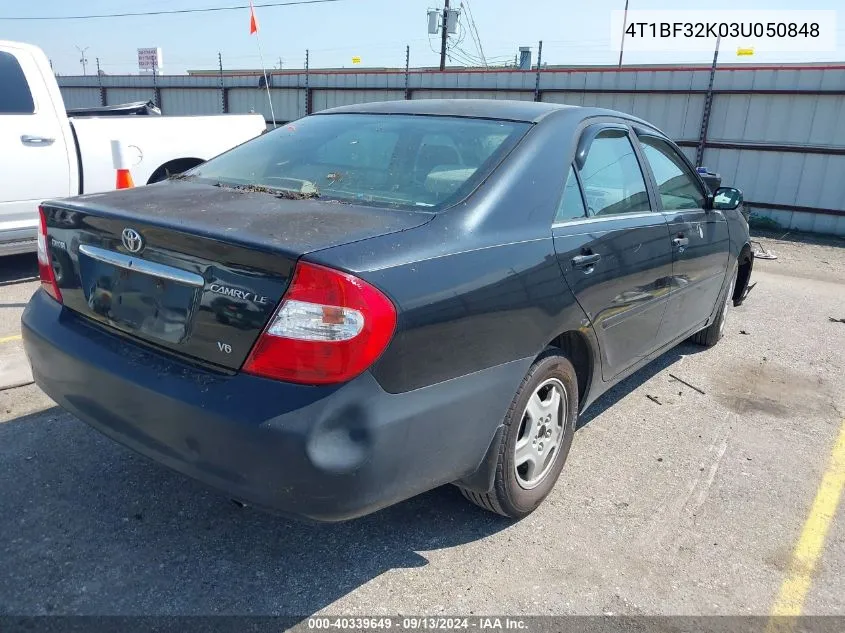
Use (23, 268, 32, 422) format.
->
(121, 228, 144, 253)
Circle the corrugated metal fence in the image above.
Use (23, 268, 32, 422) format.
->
(58, 64, 845, 235)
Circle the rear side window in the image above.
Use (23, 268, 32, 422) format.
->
(578, 131, 650, 216)
(0, 51, 35, 114)
(639, 136, 705, 210)
(554, 167, 587, 223)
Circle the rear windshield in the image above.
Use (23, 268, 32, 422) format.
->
(186, 113, 530, 211)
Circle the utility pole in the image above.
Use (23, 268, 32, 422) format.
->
(439, 0, 450, 71)
(75, 45, 89, 75)
(278, 57, 283, 70)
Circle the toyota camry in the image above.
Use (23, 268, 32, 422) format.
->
(22, 100, 754, 521)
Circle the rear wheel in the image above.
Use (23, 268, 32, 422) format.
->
(691, 265, 737, 347)
(458, 350, 578, 519)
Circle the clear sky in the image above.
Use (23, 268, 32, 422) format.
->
(1, 0, 843, 75)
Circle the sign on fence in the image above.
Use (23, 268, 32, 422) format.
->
(137, 48, 163, 73)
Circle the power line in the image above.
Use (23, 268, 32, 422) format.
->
(460, 0, 486, 67)
(458, 10, 483, 65)
(0, 0, 344, 21)
(449, 20, 467, 50)
(448, 48, 477, 66)
(447, 22, 481, 67)
(451, 43, 482, 66)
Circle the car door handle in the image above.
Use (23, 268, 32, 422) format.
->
(21, 135, 55, 146)
(672, 237, 689, 248)
(572, 253, 602, 269)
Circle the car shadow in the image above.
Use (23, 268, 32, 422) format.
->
(1, 341, 705, 617)
(0, 253, 38, 286)
(0, 406, 512, 617)
(577, 341, 704, 428)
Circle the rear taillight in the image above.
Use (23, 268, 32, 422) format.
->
(37, 206, 62, 303)
(243, 261, 396, 385)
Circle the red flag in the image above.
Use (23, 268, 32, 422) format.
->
(249, 0, 259, 34)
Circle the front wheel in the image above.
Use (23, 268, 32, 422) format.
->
(458, 350, 579, 519)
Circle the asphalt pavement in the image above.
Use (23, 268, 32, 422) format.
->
(0, 233, 843, 620)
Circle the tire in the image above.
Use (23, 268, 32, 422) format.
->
(691, 264, 737, 348)
(458, 350, 579, 519)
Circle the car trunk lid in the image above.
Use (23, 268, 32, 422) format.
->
(41, 181, 430, 370)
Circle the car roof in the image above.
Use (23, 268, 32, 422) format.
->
(315, 99, 576, 123)
(314, 99, 668, 140)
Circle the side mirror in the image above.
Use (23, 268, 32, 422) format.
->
(711, 186, 743, 211)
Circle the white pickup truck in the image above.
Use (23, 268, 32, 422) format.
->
(0, 40, 267, 255)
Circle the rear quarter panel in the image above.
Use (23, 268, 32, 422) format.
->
(360, 236, 578, 393)
(70, 114, 266, 193)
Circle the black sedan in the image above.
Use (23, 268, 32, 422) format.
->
(23, 100, 753, 521)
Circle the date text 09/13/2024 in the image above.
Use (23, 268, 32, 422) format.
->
(307, 617, 528, 630)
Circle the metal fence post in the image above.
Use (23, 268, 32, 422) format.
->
(305, 49, 312, 115)
(405, 45, 411, 100)
(696, 38, 721, 167)
(534, 40, 543, 102)
(218, 52, 229, 113)
(96, 58, 106, 106)
(152, 62, 161, 111)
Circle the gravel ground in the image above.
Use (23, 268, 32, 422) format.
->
(0, 231, 843, 619)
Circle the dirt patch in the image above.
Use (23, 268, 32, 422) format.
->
(714, 358, 834, 418)
(751, 231, 845, 285)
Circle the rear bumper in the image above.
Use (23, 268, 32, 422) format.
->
(22, 291, 526, 521)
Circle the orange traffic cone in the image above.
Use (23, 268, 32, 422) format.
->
(110, 140, 135, 189)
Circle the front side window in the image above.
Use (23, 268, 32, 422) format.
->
(554, 166, 587, 223)
(578, 130, 650, 216)
(188, 113, 530, 211)
(0, 51, 35, 114)
(639, 136, 705, 210)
